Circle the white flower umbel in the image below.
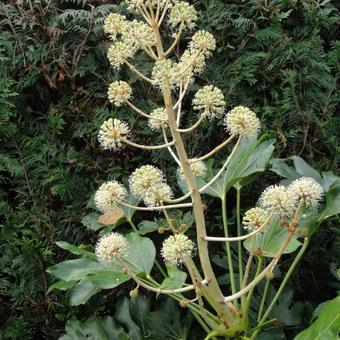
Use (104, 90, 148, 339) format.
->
(108, 81, 132, 107)
(161, 234, 194, 266)
(189, 30, 216, 57)
(193, 85, 225, 119)
(224, 106, 260, 138)
(180, 48, 206, 75)
(152, 59, 181, 90)
(103, 13, 127, 40)
(98, 118, 130, 151)
(288, 177, 324, 208)
(95, 232, 128, 263)
(95, 180, 128, 213)
(178, 158, 207, 180)
(168, 2, 197, 30)
(123, 20, 156, 48)
(243, 207, 270, 232)
(126, 0, 168, 12)
(260, 185, 297, 218)
(148, 108, 168, 130)
(143, 183, 173, 207)
(107, 41, 136, 70)
(129, 165, 164, 199)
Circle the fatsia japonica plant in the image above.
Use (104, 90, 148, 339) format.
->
(48, 1, 339, 339)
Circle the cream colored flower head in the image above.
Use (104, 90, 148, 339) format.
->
(122, 20, 156, 48)
(224, 106, 260, 138)
(96, 232, 128, 263)
(189, 31, 216, 57)
(104, 13, 127, 40)
(161, 234, 194, 266)
(143, 183, 173, 207)
(94, 180, 128, 213)
(108, 81, 132, 107)
(152, 59, 181, 89)
(129, 165, 164, 199)
(193, 85, 225, 119)
(243, 207, 270, 232)
(148, 108, 168, 131)
(98, 118, 130, 151)
(168, 2, 197, 30)
(287, 177, 324, 208)
(260, 185, 297, 217)
(178, 159, 207, 180)
(180, 48, 206, 76)
(107, 41, 136, 70)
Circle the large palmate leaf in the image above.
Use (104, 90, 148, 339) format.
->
(179, 137, 274, 198)
(48, 233, 155, 304)
(60, 316, 127, 340)
(243, 218, 302, 257)
(294, 296, 340, 340)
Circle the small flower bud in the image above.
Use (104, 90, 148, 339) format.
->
(129, 287, 139, 299)
(243, 207, 269, 232)
(179, 299, 189, 308)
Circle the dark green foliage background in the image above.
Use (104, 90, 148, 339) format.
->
(0, 0, 339, 338)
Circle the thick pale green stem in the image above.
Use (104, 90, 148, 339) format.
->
(222, 196, 237, 298)
(235, 183, 243, 290)
(151, 20, 236, 326)
(245, 256, 263, 313)
(251, 238, 310, 339)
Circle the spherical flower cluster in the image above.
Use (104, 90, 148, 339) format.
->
(243, 207, 270, 232)
(260, 185, 297, 217)
(180, 48, 206, 76)
(287, 177, 324, 208)
(107, 81, 132, 107)
(161, 234, 194, 266)
(143, 183, 173, 207)
(178, 159, 207, 180)
(129, 165, 164, 199)
(168, 2, 197, 30)
(148, 108, 168, 130)
(122, 20, 156, 47)
(94, 180, 128, 213)
(107, 41, 136, 70)
(189, 31, 216, 57)
(193, 85, 225, 119)
(98, 118, 130, 151)
(95, 232, 128, 263)
(224, 106, 260, 138)
(103, 13, 127, 40)
(152, 59, 181, 89)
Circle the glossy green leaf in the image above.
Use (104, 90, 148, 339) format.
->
(292, 156, 322, 180)
(319, 187, 340, 221)
(125, 233, 156, 275)
(137, 220, 159, 235)
(87, 271, 130, 289)
(47, 258, 121, 281)
(68, 279, 100, 306)
(81, 212, 103, 231)
(160, 266, 187, 290)
(271, 158, 299, 180)
(243, 218, 302, 257)
(60, 316, 127, 340)
(294, 296, 340, 340)
(115, 297, 142, 340)
(56, 241, 96, 259)
(47, 279, 77, 294)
